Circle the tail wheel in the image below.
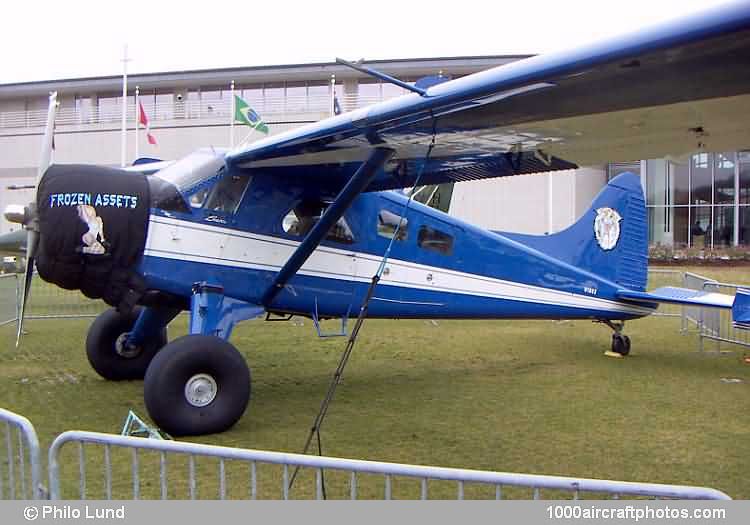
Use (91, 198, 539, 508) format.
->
(611, 333, 631, 356)
(86, 307, 167, 380)
(143, 335, 251, 436)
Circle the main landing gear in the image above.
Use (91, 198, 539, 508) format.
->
(85, 283, 264, 436)
(86, 307, 168, 380)
(601, 320, 631, 356)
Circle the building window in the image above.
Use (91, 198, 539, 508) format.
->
(75, 96, 93, 123)
(417, 226, 453, 255)
(613, 152, 750, 248)
(608, 162, 640, 181)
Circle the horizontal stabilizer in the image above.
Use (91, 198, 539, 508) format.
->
(618, 286, 750, 331)
(616, 287, 734, 308)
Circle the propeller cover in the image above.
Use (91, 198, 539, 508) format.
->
(35, 164, 151, 309)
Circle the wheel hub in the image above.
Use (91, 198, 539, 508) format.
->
(184, 374, 218, 407)
(115, 333, 142, 358)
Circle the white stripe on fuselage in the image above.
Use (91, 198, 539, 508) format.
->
(143, 215, 653, 316)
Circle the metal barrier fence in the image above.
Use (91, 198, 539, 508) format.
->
(47, 431, 731, 500)
(646, 269, 684, 318)
(2, 269, 747, 352)
(0, 408, 43, 500)
(680, 273, 750, 351)
(0, 272, 104, 324)
(0, 273, 19, 327)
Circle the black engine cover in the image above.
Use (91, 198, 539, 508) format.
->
(35, 164, 151, 308)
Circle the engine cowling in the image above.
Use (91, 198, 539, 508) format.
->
(35, 164, 151, 309)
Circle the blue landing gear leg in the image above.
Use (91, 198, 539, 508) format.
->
(143, 283, 263, 436)
(86, 306, 178, 380)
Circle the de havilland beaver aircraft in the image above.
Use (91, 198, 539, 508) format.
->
(4, 1, 750, 436)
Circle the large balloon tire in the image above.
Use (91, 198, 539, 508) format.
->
(143, 335, 251, 436)
(86, 307, 167, 381)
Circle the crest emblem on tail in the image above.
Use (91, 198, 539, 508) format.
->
(594, 207, 622, 251)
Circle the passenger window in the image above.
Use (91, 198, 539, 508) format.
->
(377, 210, 407, 241)
(204, 172, 252, 213)
(283, 200, 355, 244)
(189, 187, 210, 208)
(417, 225, 453, 255)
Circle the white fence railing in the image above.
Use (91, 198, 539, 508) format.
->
(2, 270, 748, 349)
(681, 272, 750, 351)
(0, 408, 43, 500)
(39, 430, 729, 500)
(0, 93, 386, 130)
(0, 272, 104, 325)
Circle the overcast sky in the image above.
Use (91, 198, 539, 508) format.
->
(1, 0, 728, 84)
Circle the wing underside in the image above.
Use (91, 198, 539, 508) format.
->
(226, 2, 750, 193)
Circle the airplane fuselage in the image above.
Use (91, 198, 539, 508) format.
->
(138, 172, 654, 322)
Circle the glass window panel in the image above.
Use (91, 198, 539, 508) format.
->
(670, 162, 689, 205)
(691, 153, 711, 205)
(201, 89, 222, 115)
(285, 83, 307, 112)
(740, 162, 750, 205)
(713, 206, 734, 248)
(689, 206, 711, 248)
(417, 226, 454, 256)
(282, 201, 354, 244)
(648, 206, 673, 246)
(307, 83, 329, 112)
(714, 152, 735, 205)
(382, 83, 408, 99)
(739, 151, 750, 163)
(154, 93, 173, 120)
(358, 82, 380, 105)
(205, 173, 252, 214)
(97, 95, 132, 122)
(672, 207, 689, 248)
(186, 91, 200, 118)
(75, 96, 92, 122)
(740, 207, 750, 246)
(608, 162, 640, 181)
(377, 210, 407, 241)
(240, 87, 264, 103)
(646, 160, 668, 206)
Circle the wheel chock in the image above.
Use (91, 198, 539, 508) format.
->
(604, 350, 625, 358)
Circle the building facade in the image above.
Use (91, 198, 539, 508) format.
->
(1, 56, 748, 250)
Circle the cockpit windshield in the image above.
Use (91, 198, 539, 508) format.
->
(153, 148, 227, 193)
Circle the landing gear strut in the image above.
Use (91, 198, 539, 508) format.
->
(602, 320, 631, 356)
(142, 282, 264, 436)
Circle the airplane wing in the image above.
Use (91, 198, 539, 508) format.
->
(226, 1, 750, 192)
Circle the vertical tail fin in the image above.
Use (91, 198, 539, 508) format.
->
(503, 172, 648, 291)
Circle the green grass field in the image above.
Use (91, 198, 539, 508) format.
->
(1, 266, 749, 499)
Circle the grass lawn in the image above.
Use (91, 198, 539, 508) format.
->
(0, 266, 749, 499)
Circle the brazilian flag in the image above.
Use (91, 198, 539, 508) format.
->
(234, 95, 269, 134)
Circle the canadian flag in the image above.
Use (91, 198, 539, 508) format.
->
(138, 101, 157, 145)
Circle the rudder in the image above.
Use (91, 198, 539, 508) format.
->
(502, 172, 648, 291)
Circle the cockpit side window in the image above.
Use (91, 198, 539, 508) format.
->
(282, 200, 355, 244)
(377, 209, 408, 241)
(204, 172, 252, 214)
(417, 225, 454, 255)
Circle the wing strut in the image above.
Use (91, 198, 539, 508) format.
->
(261, 147, 395, 306)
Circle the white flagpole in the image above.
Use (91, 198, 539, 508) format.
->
(330, 74, 336, 116)
(120, 44, 130, 167)
(230, 80, 235, 148)
(134, 86, 140, 160)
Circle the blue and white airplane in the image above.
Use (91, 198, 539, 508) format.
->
(5, 1, 750, 435)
